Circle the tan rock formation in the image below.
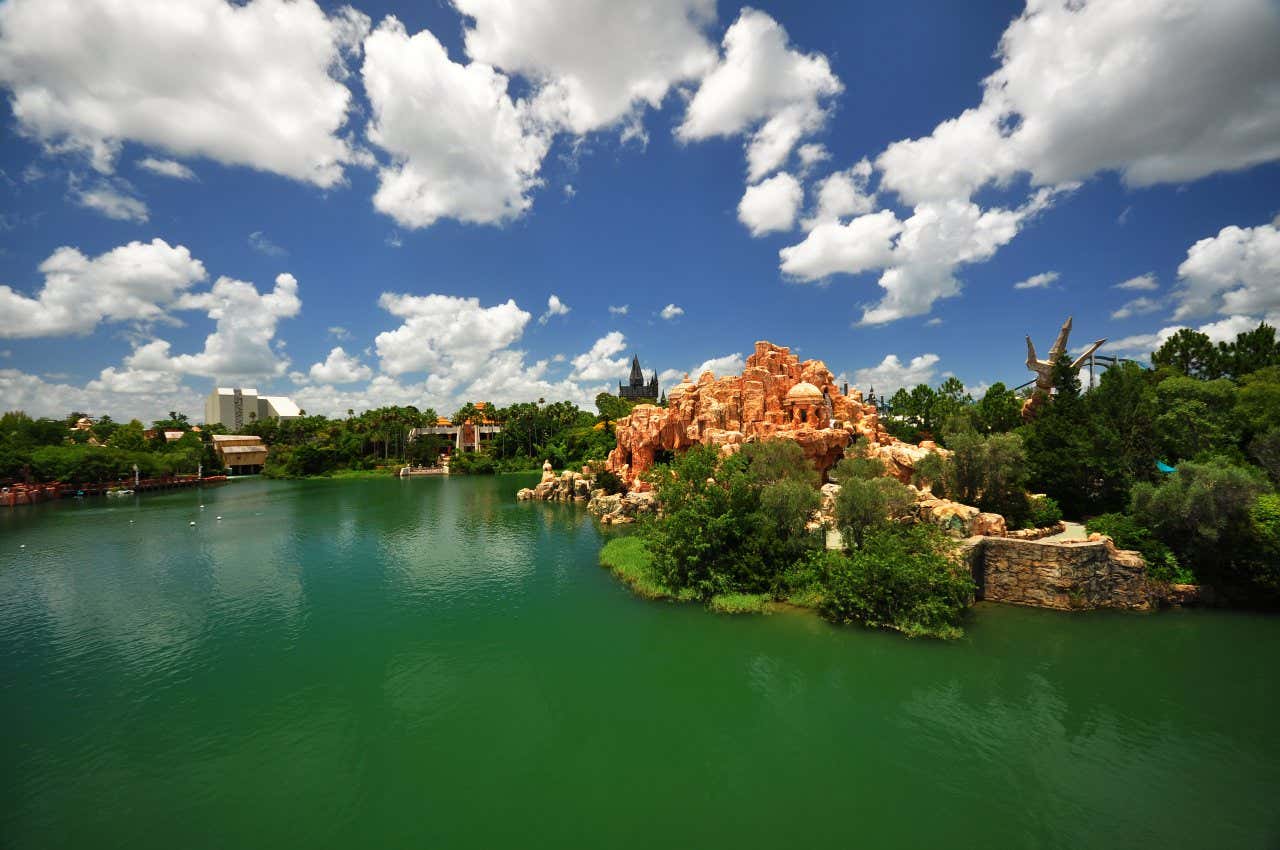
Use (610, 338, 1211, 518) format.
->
(607, 341, 888, 485)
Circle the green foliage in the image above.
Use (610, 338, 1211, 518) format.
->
(910, 428, 1032, 525)
(1235, 366, 1280, 440)
(1251, 494, 1280, 561)
(594, 469, 626, 496)
(1023, 355, 1093, 517)
(1217, 322, 1280, 378)
(833, 475, 915, 548)
(642, 442, 821, 599)
(448, 451, 497, 475)
(834, 454, 886, 483)
(598, 536, 687, 601)
(975, 382, 1023, 434)
(1084, 512, 1190, 583)
(1152, 328, 1222, 378)
(707, 593, 771, 614)
(739, 438, 820, 487)
(1249, 427, 1280, 486)
(1026, 495, 1063, 529)
(1080, 361, 1160, 511)
(1153, 375, 1239, 463)
(594, 392, 636, 425)
(1129, 462, 1273, 598)
(910, 452, 949, 495)
(818, 526, 974, 639)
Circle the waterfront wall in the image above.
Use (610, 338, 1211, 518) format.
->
(963, 536, 1158, 611)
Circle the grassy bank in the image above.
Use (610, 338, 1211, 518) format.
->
(598, 536, 697, 604)
(599, 536, 778, 614)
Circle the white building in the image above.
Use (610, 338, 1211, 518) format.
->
(205, 387, 301, 433)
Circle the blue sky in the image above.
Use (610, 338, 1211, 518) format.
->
(1, 0, 1277, 422)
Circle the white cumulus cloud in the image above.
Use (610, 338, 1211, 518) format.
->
(136, 157, 197, 181)
(659, 303, 684, 320)
(1172, 220, 1280, 320)
(72, 179, 148, 222)
(0, 0, 370, 186)
(362, 16, 550, 229)
(570, 331, 630, 381)
(307, 347, 372, 384)
(851, 353, 941, 396)
(1013, 271, 1059, 290)
(456, 0, 717, 136)
(1115, 273, 1159, 291)
(539, 293, 571, 324)
(737, 172, 802, 236)
(0, 238, 206, 338)
(876, 0, 1280, 206)
(678, 8, 842, 181)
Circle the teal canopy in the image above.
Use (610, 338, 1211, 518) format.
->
(1157, 460, 1177, 474)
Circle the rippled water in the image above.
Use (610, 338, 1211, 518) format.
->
(2, 475, 1278, 848)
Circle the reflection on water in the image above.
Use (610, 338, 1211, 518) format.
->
(1, 475, 1278, 849)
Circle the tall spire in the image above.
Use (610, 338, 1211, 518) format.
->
(629, 355, 644, 385)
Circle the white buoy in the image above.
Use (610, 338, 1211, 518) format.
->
(19, 544, 25, 549)
(216, 516, 222, 520)
(189, 521, 196, 526)
(200, 504, 205, 509)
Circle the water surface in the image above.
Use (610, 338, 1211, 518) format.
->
(2, 475, 1277, 848)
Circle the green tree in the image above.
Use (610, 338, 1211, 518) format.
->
(975, 382, 1023, 434)
(1235, 366, 1280, 440)
(1129, 462, 1270, 596)
(1153, 375, 1239, 463)
(1023, 355, 1092, 517)
(1216, 322, 1280, 378)
(818, 525, 973, 639)
(1152, 328, 1220, 378)
(1084, 361, 1160, 511)
(833, 473, 915, 547)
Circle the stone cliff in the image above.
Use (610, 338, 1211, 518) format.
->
(607, 341, 889, 486)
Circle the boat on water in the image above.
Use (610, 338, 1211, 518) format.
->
(106, 489, 135, 497)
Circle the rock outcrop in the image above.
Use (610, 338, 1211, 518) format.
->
(607, 341, 888, 486)
(587, 489, 658, 524)
(516, 462, 594, 502)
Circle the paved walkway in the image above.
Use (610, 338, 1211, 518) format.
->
(1040, 521, 1087, 542)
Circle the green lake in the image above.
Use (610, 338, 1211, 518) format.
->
(2, 474, 1278, 848)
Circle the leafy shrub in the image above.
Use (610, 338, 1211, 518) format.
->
(834, 475, 915, 548)
(1129, 462, 1271, 595)
(1085, 512, 1191, 583)
(1025, 495, 1063, 529)
(910, 452, 949, 496)
(448, 451, 497, 475)
(818, 525, 974, 639)
(594, 469, 626, 495)
(833, 454, 886, 483)
(642, 442, 821, 600)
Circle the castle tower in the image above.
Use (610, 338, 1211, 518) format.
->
(619, 354, 660, 401)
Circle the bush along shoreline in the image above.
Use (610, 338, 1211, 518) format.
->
(597, 442, 977, 639)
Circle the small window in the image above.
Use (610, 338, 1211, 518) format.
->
(799, 409, 807, 423)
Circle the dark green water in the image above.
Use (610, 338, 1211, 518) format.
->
(2, 475, 1278, 849)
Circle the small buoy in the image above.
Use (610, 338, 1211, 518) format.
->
(19, 544, 25, 549)
(189, 521, 196, 526)
(216, 516, 222, 521)
(200, 505, 205, 509)
(129, 520, 135, 524)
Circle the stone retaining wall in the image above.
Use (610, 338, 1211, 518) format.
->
(963, 536, 1157, 611)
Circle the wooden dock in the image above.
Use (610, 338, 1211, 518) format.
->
(1, 475, 228, 508)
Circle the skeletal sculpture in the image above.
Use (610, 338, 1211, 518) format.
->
(1022, 317, 1105, 420)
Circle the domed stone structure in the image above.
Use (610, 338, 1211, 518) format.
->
(784, 381, 824, 426)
